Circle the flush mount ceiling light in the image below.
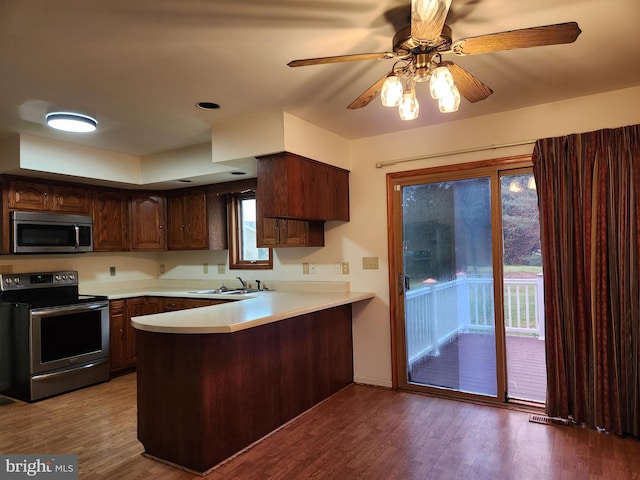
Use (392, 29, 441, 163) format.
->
(46, 112, 97, 133)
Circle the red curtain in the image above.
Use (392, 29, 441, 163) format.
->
(532, 124, 640, 436)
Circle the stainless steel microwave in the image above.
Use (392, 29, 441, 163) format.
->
(12, 211, 93, 254)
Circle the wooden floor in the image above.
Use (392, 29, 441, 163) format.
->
(1, 373, 639, 479)
(409, 333, 547, 402)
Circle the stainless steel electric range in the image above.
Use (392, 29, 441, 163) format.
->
(0, 271, 109, 401)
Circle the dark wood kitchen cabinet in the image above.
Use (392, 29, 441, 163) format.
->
(109, 297, 163, 374)
(130, 192, 166, 251)
(167, 186, 228, 251)
(167, 188, 208, 250)
(255, 152, 349, 248)
(257, 217, 324, 247)
(256, 151, 349, 221)
(7, 177, 91, 214)
(92, 188, 129, 251)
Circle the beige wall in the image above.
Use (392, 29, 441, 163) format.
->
(0, 86, 639, 387)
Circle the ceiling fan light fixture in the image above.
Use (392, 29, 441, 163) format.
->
(381, 74, 403, 107)
(438, 84, 460, 113)
(399, 89, 419, 121)
(429, 66, 454, 100)
(46, 112, 97, 133)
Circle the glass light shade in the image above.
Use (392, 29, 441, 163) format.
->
(437, 85, 460, 113)
(381, 75, 403, 107)
(399, 90, 419, 121)
(429, 66, 454, 99)
(46, 112, 97, 133)
(413, 0, 452, 22)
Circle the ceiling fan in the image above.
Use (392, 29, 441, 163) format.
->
(288, 0, 581, 120)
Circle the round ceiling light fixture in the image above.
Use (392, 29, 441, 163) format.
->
(46, 112, 98, 133)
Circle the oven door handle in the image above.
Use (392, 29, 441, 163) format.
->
(30, 301, 109, 316)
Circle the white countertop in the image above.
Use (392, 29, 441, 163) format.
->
(129, 290, 375, 334)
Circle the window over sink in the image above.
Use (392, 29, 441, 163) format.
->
(228, 192, 272, 270)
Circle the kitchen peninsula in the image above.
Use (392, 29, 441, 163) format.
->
(131, 289, 374, 474)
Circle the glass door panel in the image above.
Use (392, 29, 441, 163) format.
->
(500, 173, 547, 403)
(403, 177, 497, 397)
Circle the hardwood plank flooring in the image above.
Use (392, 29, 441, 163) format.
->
(1, 373, 638, 479)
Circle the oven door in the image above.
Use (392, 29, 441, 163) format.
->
(30, 301, 109, 375)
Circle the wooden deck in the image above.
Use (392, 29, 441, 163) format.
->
(409, 333, 547, 403)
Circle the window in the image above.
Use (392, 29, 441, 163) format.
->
(228, 192, 272, 269)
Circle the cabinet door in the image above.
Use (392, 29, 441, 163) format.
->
(167, 194, 187, 250)
(125, 298, 147, 367)
(280, 219, 307, 246)
(109, 300, 127, 372)
(257, 217, 279, 246)
(93, 189, 129, 251)
(8, 180, 50, 211)
(130, 193, 166, 250)
(185, 189, 208, 249)
(52, 184, 91, 214)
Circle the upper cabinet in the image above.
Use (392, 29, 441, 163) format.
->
(92, 188, 129, 252)
(167, 186, 227, 251)
(130, 192, 167, 251)
(256, 152, 349, 221)
(7, 178, 91, 214)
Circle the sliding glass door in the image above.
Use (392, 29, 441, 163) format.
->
(390, 157, 546, 404)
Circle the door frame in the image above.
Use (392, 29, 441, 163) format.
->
(387, 155, 533, 404)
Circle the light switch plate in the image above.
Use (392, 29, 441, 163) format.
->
(362, 257, 379, 270)
(217, 264, 225, 274)
(302, 263, 310, 275)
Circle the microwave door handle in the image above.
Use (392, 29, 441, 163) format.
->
(74, 224, 80, 251)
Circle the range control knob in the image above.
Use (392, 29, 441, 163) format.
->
(68, 273, 75, 280)
(13, 277, 20, 284)
(55, 275, 61, 281)
(4, 278, 12, 285)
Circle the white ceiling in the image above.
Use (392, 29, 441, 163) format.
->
(1, 0, 639, 158)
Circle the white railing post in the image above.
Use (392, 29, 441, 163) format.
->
(536, 272, 545, 340)
(456, 272, 470, 332)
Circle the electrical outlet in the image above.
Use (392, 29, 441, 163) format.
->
(203, 263, 209, 274)
(217, 264, 225, 274)
(109, 266, 116, 277)
(362, 257, 379, 270)
(341, 262, 350, 275)
(309, 263, 317, 274)
(302, 263, 310, 275)
(334, 263, 342, 274)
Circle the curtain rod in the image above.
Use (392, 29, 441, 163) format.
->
(375, 139, 536, 169)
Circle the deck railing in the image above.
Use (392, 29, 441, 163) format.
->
(405, 273, 545, 366)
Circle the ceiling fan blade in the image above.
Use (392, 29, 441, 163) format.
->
(446, 62, 493, 103)
(288, 52, 395, 67)
(347, 74, 388, 109)
(452, 22, 581, 56)
(411, 0, 453, 42)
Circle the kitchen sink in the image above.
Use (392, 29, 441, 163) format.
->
(219, 288, 260, 295)
(187, 288, 260, 295)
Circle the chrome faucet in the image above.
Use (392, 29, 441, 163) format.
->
(236, 276, 247, 288)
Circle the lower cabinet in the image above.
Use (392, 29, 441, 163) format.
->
(110, 296, 228, 374)
(109, 297, 163, 375)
